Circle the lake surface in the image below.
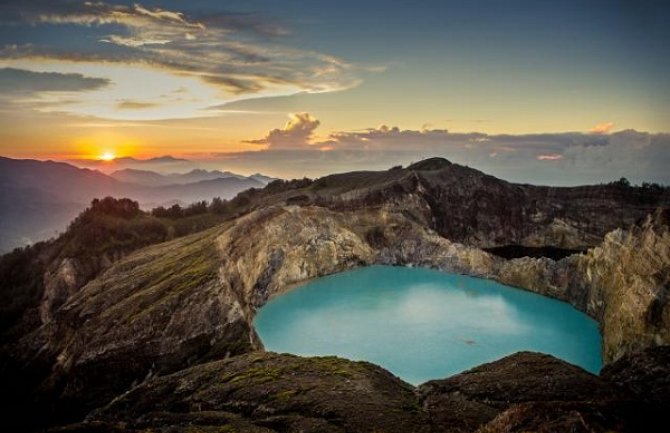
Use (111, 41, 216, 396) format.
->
(254, 265, 602, 385)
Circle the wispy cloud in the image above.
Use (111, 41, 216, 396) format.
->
(116, 100, 160, 110)
(34, 2, 205, 29)
(0, 67, 110, 94)
(537, 153, 564, 161)
(0, 1, 364, 98)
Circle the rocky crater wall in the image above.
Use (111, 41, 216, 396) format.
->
(2, 176, 669, 431)
(216, 204, 670, 365)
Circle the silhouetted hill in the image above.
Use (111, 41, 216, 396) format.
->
(108, 168, 168, 186)
(249, 173, 277, 184)
(0, 157, 265, 252)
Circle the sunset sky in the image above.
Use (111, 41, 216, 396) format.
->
(1, 0, 669, 184)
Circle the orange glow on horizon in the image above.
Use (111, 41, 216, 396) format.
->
(71, 130, 141, 161)
(99, 151, 115, 161)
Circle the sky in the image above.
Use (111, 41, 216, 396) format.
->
(0, 0, 669, 184)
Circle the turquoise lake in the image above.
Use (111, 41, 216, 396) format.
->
(254, 265, 603, 385)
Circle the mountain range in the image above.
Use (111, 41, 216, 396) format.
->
(0, 157, 275, 252)
(67, 154, 207, 174)
(109, 168, 273, 187)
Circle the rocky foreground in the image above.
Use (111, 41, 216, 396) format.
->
(1, 158, 669, 432)
(51, 348, 670, 433)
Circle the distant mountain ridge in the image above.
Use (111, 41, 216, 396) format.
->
(249, 173, 277, 184)
(67, 154, 187, 166)
(109, 168, 267, 187)
(113, 155, 187, 163)
(0, 156, 273, 252)
(67, 154, 195, 174)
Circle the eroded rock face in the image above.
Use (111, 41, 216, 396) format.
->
(216, 206, 376, 307)
(494, 214, 670, 362)
(40, 253, 123, 323)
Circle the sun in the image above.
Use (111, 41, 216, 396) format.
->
(99, 151, 116, 161)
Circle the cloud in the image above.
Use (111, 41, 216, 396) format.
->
(537, 153, 564, 161)
(202, 114, 670, 185)
(0, 1, 365, 97)
(200, 75, 266, 95)
(245, 112, 321, 149)
(589, 121, 615, 135)
(28, 1, 205, 29)
(116, 100, 160, 110)
(0, 67, 110, 94)
(100, 35, 172, 48)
